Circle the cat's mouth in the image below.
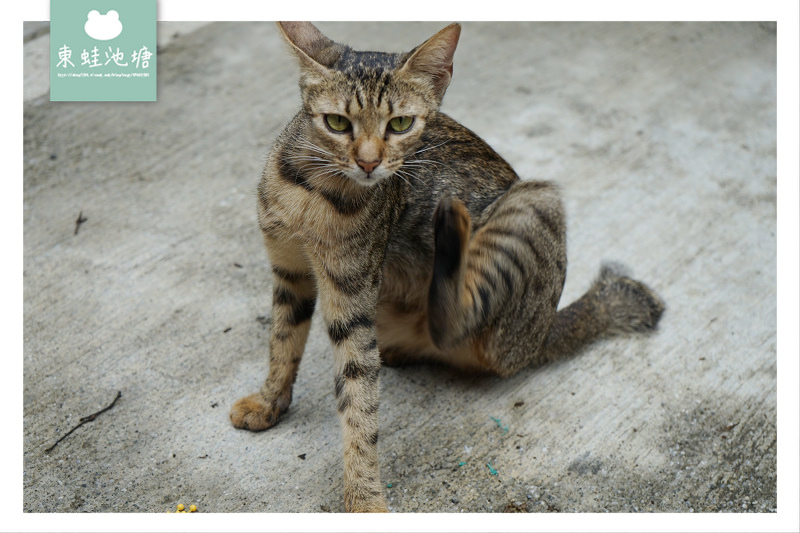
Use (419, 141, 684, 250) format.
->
(345, 165, 393, 187)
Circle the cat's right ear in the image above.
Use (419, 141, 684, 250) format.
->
(277, 22, 341, 79)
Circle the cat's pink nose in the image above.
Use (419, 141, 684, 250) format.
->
(356, 159, 381, 173)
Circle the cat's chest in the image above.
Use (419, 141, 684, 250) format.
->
(259, 164, 400, 252)
(259, 173, 343, 244)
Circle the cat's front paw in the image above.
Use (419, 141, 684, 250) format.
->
(349, 500, 390, 513)
(230, 393, 286, 431)
(345, 490, 390, 513)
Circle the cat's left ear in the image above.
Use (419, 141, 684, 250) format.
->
(400, 23, 461, 101)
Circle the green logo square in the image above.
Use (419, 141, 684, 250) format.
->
(50, 0, 157, 101)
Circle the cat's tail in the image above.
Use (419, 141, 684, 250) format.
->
(541, 262, 665, 361)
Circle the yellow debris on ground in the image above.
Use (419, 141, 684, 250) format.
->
(166, 503, 198, 513)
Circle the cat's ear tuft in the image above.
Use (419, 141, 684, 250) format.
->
(277, 22, 342, 77)
(400, 23, 461, 101)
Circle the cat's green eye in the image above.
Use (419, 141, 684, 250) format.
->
(325, 114, 351, 132)
(388, 116, 414, 133)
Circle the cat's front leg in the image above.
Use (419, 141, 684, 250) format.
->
(231, 237, 317, 431)
(317, 263, 388, 513)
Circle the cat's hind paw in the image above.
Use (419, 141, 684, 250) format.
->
(432, 197, 471, 281)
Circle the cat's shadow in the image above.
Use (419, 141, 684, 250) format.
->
(379, 353, 576, 404)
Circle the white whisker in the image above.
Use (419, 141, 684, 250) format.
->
(395, 168, 426, 185)
(393, 171, 411, 186)
(411, 139, 450, 156)
(403, 156, 455, 177)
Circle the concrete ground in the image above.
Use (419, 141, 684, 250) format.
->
(21, 20, 784, 526)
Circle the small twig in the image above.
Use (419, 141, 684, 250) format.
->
(45, 391, 122, 453)
(74, 211, 88, 235)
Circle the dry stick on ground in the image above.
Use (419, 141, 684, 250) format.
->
(45, 391, 122, 453)
(74, 211, 87, 235)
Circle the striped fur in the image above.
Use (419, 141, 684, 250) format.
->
(230, 22, 664, 512)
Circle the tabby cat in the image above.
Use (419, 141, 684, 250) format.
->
(230, 22, 664, 512)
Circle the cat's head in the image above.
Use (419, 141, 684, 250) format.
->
(278, 22, 461, 187)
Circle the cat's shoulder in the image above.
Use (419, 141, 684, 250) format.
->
(423, 112, 511, 168)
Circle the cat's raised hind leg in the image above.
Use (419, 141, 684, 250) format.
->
(427, 180, 567, 376)
(427, 180, 664, 378)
